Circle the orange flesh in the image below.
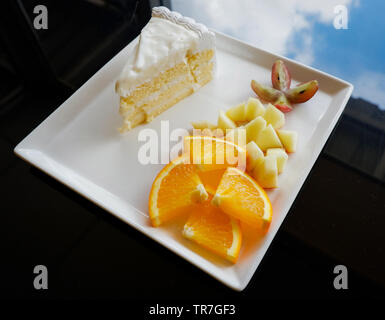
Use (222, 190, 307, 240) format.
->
(214, 168, 272, 230)
(149, 157, 206, 227)
(184, 197, 241, 263)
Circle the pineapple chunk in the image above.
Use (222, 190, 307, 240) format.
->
(252, 155, 278, 188)
(244, 116, 266, 143)
(245, 97, 265, 121)
(263, 103, 285, 129)
(266, 148, 288, 174)
(191, 121, 217, 130)
(256, 124, 283, 151)
(218, 110, 237, 130)
(277, 130, 298, 153)
(226, 102, 246, 122)
(246, 141, 264, 172)
(225, 128, 247, 147)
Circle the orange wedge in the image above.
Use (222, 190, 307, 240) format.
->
(149, 155, 208, 227)
(212, 167, 272, 231)
(183, 135, 246, 172)
(183, 197, 242, 263)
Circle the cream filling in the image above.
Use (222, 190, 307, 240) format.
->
(120, 74, 190, 118)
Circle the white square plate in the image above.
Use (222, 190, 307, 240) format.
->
(14, 31, 353, 291)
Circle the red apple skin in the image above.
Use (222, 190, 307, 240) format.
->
(286, 80, 319, 103)
(251, 80, 281, 102)
(271, 60, 291, 91)
(274, 93, 293, 112)
(275, 104, 293, 113)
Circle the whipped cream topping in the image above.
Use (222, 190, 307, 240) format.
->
(116, 7, 215, 97)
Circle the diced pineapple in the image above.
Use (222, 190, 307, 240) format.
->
(245, 97, 265, 121)
(252, 155, 278, 188)
(225, 128, 247, 147)
(263, 103, 285, 129)
(218, 110, 236, 130)
(191, 121, 217, 130)
(266, 148, 288, 174)
(256, 124, 283, 151)
(246, 141, 264, 172)
(277, 130, 298, 153)
(226, 102, 246, 122)
(244, 116, 266, 143)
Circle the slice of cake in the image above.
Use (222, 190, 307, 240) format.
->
(115, 6, 216, 132)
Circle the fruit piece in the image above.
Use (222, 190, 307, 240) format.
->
(218, 110, 236, 130)
(273, 93, 293, 113)
(271, 59, 291, 91)
(256, 124, 283, 151)
(245, 97, 265, 121)
(252, 155, 278, 188)
(212, 167, 272, 230)
(183, 136, 246, 172)
(183, 197, 242, 263)
(263, 103, 285, 129)
(225, 128, 247, 147)
(266, 148, 288, 174)
(197, 169, 226, 195)
(244, 116, 266, 143)
(276, 130, 298, 153)
(251, 80, 281, 102)
(149, 155, 208, 227)
(193, 128, 225, 138)
(246, 141, 264, 172)
(286, 80, 319, 103)
(226, 102, 246, 122)
(191, 121, 217, 130)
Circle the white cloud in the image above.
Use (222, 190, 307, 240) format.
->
(173, 0, 352, 64)
(172, 1, 385, 109)
(352, 72, 385, 109)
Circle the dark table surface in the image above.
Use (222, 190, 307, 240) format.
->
(1, 0, 384, 302)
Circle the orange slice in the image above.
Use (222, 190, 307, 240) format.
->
(183, 197, 242, 263)
(183, 135, 246, 172)
(149, 155, 208, 227)
(212, 167, 272, 231)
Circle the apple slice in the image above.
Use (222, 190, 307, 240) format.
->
(245, 97, 265, 121)
(286, 80, 318, 103)
(263, 103, 285, 129)
(277, 130, 298, 153)
(252, 155, 278, 188)
(218, 110, 236, 130)
(271, 60, 291, 91)
(256, 124, 283, 151)
(246, 141, 264, 172)
(251, 80, 282, 102)
(226, 102, 246, 122)
(244, 116, 266, 143)
(225, 128, 247, 147)
(266, 148, 288, 174)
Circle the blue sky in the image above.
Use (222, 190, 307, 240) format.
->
(172, 0, 385, 109)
